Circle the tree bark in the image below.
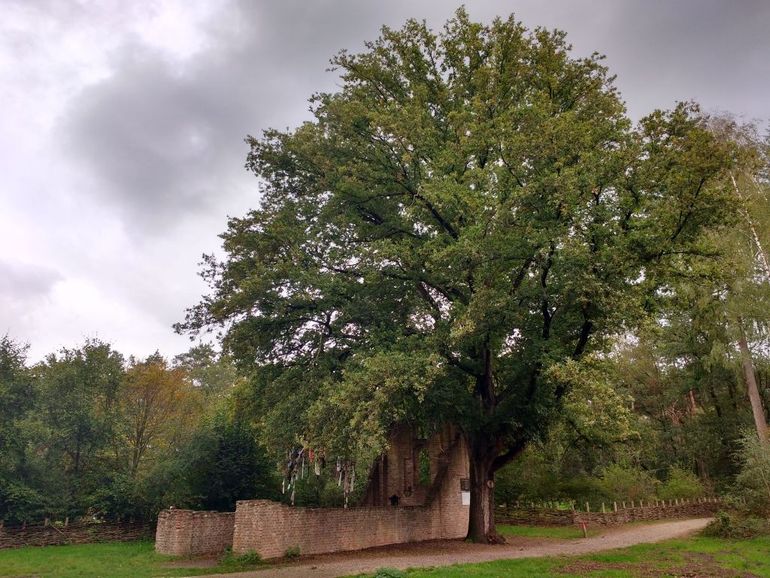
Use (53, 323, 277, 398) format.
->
(737, 318, 769, 445)
(466, 434, 506, 543)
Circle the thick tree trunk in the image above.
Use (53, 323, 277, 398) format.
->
(466, 435, 503, 543)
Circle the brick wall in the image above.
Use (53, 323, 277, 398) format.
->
(363, 424, 465, 508)
(496, 498, 722, 528)
(156, 425, 471, 559)
(0, 522, 153, 550)
(232, 437, 470, 558)
(155, 509, 234, 556)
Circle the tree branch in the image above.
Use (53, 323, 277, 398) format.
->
(490, 438, 528, 473)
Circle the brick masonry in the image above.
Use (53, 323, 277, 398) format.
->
(155, 509, 234, 556)
(233, 436, 469, 558)
(155, 427, 471, 558)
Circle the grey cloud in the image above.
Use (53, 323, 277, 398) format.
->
(593, 0, 770, 120)
(58, 0, 446, 235)
(59, 0, 374, 234)
(5, 0, 770, 362)
(59, 0, 770, 237)
(0, 260, 61, 315)
(63, 46, 253, 232)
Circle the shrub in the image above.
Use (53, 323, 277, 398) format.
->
(284, 545, 300, 559)
(733, 432, 770, 516)
(218, 549, 263, 568)
(597, 464, 658, 503)
(658, 466, 705, 501)
(0, 481, 47, 525)
(495, 449, 560, 504)
(558, 475, 606, 506)
(702, 511, 770, 539)
(235, 551, 263, 565)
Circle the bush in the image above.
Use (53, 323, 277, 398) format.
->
(0, 481, 47, 524)
(658, 466, 705, 501)
(88, 473, 148, 521)
(597, 464, 658, 503)
(702, 511, 770, 539)
(495, 449, 560, 504)
(218, 549, 263, 569)
(558, 475, 606, 506)
(733, 432, 770, 516)
(284, 545, 300, 559)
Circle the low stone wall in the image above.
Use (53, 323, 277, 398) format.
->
(156, 436, 470, 559)
(155, 509, 234, 556)
(575, 499, 721, 527)
(497, 507, 574, 526)
(497, 498, 722, 528)
(233, 499, 465, 559)
(233, 440, 470, 558)
(0, 521, 153, 549)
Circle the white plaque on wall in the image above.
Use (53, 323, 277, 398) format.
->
(461, 491, 470, 506)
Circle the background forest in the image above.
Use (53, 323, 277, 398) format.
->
(0, 340, 279, 524)
(495, 122, 770, 512)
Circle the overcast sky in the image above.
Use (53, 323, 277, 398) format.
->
(1, 0, 768, 362)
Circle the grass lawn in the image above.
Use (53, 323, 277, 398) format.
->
(2, 531, 769, 578)
(391, 535, 770, 577)
(497, 524, 598, 539)
(0, 541, 263, 578)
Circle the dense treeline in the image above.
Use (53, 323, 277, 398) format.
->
(0, 339, 278, 524)
(497, 284, 770, 505)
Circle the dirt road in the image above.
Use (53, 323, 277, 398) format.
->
(192, 517, 712, 578)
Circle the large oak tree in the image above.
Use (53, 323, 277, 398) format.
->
(179, 10, 740, 541)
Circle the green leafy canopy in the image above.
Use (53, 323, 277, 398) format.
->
(179, 9, 740, 472)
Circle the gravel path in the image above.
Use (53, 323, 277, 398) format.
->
(192, 517, 712, 578)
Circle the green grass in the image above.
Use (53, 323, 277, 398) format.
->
(0, 541, 263, 578)
(497, 524, 597, 539)
(3, 532, 770, 578)
(392, 535, 770, 577)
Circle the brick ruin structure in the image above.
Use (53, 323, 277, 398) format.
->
(155, 424, 470, 558)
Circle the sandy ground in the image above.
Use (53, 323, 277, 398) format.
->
(189, 517, 712, 578)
